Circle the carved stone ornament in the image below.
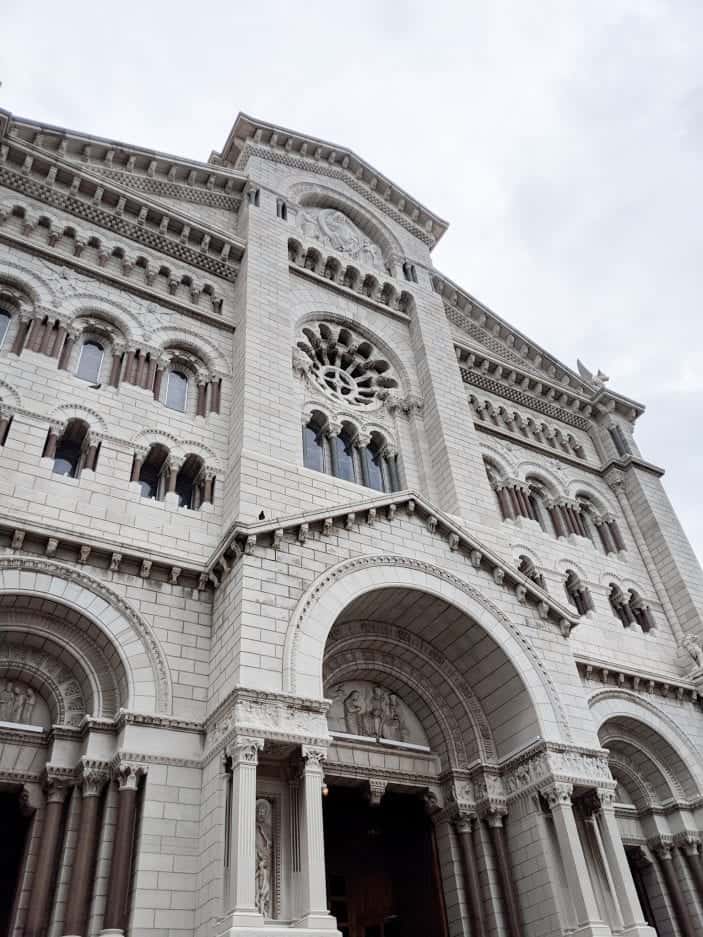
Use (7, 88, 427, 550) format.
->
(301, 746, 327, 770)
(326, 681, 430, 747)
(227, 736, 264, 766)
(0, 677, 40, 727)
(255, 798, 273, 918)
(298, 207, 384, 271)
(296, 321, 399, 409)
(541, 781, 573, 809)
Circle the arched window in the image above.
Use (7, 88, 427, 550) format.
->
(165, 369, 188, 412)
(0, 309, 10, 349)
(608, 583, 633, 627)
(629, 590, 655, 632)
(175, 454, 204, 509)
(518, 555, 545, 589)
(76, 340, 104, 383)
(137, 444, 169, 499)
(302, 412, 331, 474)
(564, 569, 593, 616)
(331, 423, 357, 483)
(361, 432, 398, 493)
(51, 419, 90, 478)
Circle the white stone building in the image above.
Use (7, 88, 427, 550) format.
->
(0, 107, 701, 937)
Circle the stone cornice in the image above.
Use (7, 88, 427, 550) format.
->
(0, 516, 210, 596)
(207, 489, 579, 636)
(4, 110, 248, 205)
(218, 113, 447, 246)
(0, 225, 233, 332)
(0, 133, 244, 281)
(577, 658, 702, 706)
(456, 344, 594, 429)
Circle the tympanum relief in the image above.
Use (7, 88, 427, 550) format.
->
(0, 678, 46, 729)
(298, 208, 385, 271)
(327, 682, 430, 748)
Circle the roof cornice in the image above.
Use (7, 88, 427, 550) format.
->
(215, 113, 448, 248)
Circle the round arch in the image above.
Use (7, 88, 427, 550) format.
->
(589, 689, 703, 801)
(284, 554, 571, 754)
(0, 558, 172, 714)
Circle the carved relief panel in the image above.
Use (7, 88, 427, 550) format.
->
(326, 681, 430, 748)
(298, 208, 385, 271)
(255, 797, 275, 918)
(0, 679, 48, 729)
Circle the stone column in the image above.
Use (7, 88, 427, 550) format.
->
(43, 421, 63, 459)
(297, 746, 336, 930)
(210, 378, 221, 414)
(654, 841, 696, 937)
(454, 812, 486, 937)
(101, 762, 146, 936)
(677, 833, 703, 905)
(10, 314, 32, 355)
(547, 501, 567, 537)
(542, 782, 609, 936)
(0, 406, 12, 444)
(196, 376, 208, 417)
(130, 447, 146, 483)
(485, 811, 521, 937)
(592, 790, 656, 936)
(152, 363, 166, 400)
(50, 324, 68, 359)
(83, 435, 100, 472)
(595, 518, 616, 554)
(219, 736, 265, 932)
(58, 331, 77, 370)
(202, 470, 215, 505)
(108, 344, 125, 388)
(62, 760, 110, 937)
(25, 771, 70, 937)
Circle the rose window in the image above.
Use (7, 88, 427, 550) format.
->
(296, 322, 398, 407)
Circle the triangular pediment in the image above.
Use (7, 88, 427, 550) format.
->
(210, 490, 578, 634)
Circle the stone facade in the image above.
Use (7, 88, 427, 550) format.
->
(0, 107, 701, 937)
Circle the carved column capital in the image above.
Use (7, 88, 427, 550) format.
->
(453, 809, 479, 834)
(649, 835, 675, 860)
(114, 760, 148, 791)
(301, 746, 327, 770)
(77, 758, 110, 797)
(541, 781, 573, 810)
(367, 778, 387, 806)
(44, 769, 72, 804)
(227, 735, 264, 766)
(674, 831, 702, 856)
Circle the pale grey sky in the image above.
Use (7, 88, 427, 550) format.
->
(2, 0, 701, 560)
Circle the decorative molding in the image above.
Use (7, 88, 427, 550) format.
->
(0, 555, 172, 713)
(578, 660, 701, 707)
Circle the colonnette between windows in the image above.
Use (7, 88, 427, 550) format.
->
(302, 410, 400, 494)
(0, 302, 222, 417)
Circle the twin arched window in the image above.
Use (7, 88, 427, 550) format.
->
(46, 419, 98, 478)
(302, 412, 399, 493)
(133, 445, 213, 509)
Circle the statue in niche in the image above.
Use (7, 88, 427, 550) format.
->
(343, 689, 364, 735)
(255, 798, 273, 918)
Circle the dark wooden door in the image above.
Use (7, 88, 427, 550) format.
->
(324, 787, 447, 937)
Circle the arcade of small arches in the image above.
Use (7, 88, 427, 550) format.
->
(0, 287, 223, 418)
(483, 456, 626, 557)
(0, 201, 224, 313)
(469, 393, 587, 461)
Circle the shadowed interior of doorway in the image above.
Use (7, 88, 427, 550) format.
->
(323, 785, 448, 937)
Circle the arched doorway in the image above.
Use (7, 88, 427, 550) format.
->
(596, 707, 703, 937)
(324, 786, 447, 937)
(0, 788, 31, 935)
(318, 583, 548, 937)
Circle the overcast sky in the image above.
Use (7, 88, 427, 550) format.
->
(2, 1, 701, 561)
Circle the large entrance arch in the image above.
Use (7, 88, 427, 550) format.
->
(313, 575, 556, 937)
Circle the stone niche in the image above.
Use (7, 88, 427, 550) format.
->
(326, 681, 430, 748)
(0, 678, 51, 730)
